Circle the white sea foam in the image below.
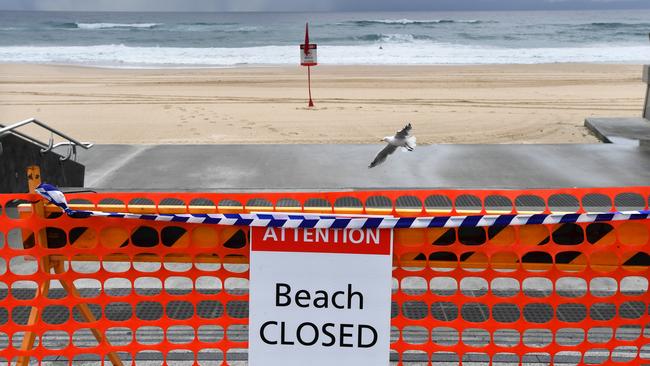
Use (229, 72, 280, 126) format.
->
(349, 19, 487, 25)
(75, 23, 160, 30)
(379, 34, 418, 42)
(0, 43, 647, 68)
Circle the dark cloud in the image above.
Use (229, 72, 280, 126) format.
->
(0, 0, 648, 11)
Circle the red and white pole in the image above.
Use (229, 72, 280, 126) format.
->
(307, 65, 314, 107)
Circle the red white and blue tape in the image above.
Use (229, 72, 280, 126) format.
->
(36, 183, 650, 229)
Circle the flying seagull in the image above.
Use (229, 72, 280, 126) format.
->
(369, 123, 416, 168)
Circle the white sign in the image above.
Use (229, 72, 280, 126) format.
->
(300, 44, 317, 66)
(249, 226, 393, 366)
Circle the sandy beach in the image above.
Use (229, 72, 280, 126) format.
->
(0, 63, 645, 144)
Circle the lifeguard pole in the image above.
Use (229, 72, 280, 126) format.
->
(300, 23, 317, 107)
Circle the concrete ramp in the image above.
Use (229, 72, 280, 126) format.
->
(75, 144, 650, 191)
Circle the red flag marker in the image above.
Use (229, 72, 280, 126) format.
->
(304, 23, 310, 55)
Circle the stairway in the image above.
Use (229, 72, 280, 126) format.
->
(0, 118, 89, 193)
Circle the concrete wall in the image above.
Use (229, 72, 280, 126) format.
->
(0, 134, 85, 193)
(643, 65, 650, 119)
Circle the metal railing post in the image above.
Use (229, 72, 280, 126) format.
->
(0, 118, 93, 160)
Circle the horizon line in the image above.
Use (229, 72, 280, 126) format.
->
(2, 7, 650, 13)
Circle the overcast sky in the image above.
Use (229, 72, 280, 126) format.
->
(1, 0, 649, 12)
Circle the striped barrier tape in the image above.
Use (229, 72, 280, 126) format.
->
(36, 183, 650, 229)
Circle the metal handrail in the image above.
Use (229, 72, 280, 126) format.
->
(0, 123, 49, 149)
(0, 118, 93, 161)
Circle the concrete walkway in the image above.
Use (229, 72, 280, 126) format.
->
(74, 144, 650, 191)
(585, 117, 650, 145)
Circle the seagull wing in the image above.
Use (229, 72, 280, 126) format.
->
(369, 144, 398, 168)
(395, 123, 412, 139)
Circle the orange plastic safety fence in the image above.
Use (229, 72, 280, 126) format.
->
(0, 186, 649, 365)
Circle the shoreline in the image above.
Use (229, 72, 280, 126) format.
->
(0, 60, 647, 71)
(0, 63, 644, 145)
(0, 61, 647, 70)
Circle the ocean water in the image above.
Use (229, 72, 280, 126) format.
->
(0, 10, 649, 67)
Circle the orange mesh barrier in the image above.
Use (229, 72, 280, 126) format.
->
(0, 186, 649, 365)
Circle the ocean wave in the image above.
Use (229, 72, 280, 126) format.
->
(0, 43, 647, 67)
(322, 33, 435, 43)
(172, 22, 253, 31)
(51, 22, 79, 29)
(566, 21, 650, 32)
(457, 32, 516, 41)
(46, 21, 263, 32)
(77, 22, 161, 29)
(173, 24, 262, 32)
(586, 22, 650, 29)
(227, 26, 261, 32)
(179, 22, 238, 26)
(52, 22, 161, 30)
(343, 19, 495, 26)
